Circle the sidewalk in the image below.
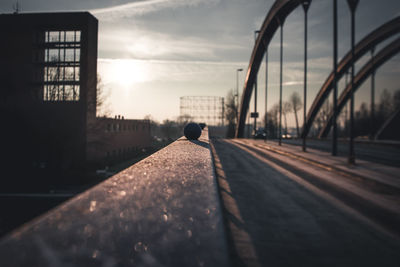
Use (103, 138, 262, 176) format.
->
(241, 139, 400, 190)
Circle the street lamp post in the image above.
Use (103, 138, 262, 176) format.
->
(236, 68, 243, 133)
(236, 68, 243, 109)
(344, 70, 350, 132)
(302, 0, 311, 152)
(332, 0, 338, 156)
(370, 47, 375, 140)
(253, 30, 261, 135)
(265, 49, 268, 142)
(278, 18, 284, 146)
(347, 0, 359, 164)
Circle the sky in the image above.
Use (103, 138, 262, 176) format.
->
(1, 0, 400, 126)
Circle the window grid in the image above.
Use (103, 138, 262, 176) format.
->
(43, 30, 81, 101)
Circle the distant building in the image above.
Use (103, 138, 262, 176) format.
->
(87, 116, 151, 165)
(180, 96, 224, 126)
(0, 12, 150, 188)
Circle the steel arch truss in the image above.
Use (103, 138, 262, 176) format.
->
(374, 107, 400, 140)
(235, 0, 307, 138)
(318, 37, 400, 138)
(302, 16, 400, 138)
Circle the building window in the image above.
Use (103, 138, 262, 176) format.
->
(43, 30, 81, 101)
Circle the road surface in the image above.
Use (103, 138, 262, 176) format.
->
(211, 138, 400, 267)
(281, 138, 400, 167)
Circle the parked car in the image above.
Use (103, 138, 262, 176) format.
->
(253, 128, 267, 139)
(282, 134, 292, 139)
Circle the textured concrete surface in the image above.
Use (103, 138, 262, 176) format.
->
(0, 128, 229, 267)
(238, 139, 400, 190)
(231, 138, 400, 237)
(279, 138, 400, 168)
(211, 138, 400, 267)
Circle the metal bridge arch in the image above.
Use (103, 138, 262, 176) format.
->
(374, 107, 400, 140)
(302, 16, 400, 138)
(318, 37, 400, 138)
(235, 0, 400, 139)
(235, 0, 307, 138)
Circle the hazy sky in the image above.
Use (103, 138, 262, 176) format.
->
(1, 0, 399, 125)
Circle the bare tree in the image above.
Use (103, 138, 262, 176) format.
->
(355, 102, 370, 137)
(87, 74, 113, 161)
(264, 103, 280, 138)
(176, 114, 193, 128)
(96, 76, 111, 117)
(161, 119, 178, 141)
(393, 89, 400, 110)
(378, 88, 393, 119)
(45, 56, 79, 101)
(144, 114, 159, 138)
(46, 63, 62, 101)
(290, 92, 302, 137)
(282, 101, 292, 136)
(314, 101, 331, 135)
(225, 89, 238, 138)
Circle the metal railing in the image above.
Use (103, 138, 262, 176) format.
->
(0, 128, 229, 267)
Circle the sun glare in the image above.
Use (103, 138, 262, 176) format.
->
(109, 59, 149, 87)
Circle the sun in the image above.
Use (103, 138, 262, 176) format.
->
(110, 59, 149, 87)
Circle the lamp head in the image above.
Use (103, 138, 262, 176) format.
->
(346, 0, 359, 12)
(302, 0, 312, 12)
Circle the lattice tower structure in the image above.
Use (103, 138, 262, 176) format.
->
(180, 96, 225, 126)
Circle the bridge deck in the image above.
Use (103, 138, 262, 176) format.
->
(1, 132, 399, 266)
(238, 139, 400, 189)
(211, 138, 400, 267)
(0, 129, 229, 267)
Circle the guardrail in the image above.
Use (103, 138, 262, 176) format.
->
(0, 128, 229, 267)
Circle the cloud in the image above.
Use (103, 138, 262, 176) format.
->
(283, 81, 303, 86)
(98, 57, 248, 84)
(94, 0, 260, 63)
(98, 24, 247, 62)
(91, 0, 218, 20)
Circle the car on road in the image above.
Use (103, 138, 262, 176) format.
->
(253, 128, 267, 139)
(282, 133, 292, 139)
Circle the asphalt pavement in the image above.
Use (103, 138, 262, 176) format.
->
(211, 138, 400, 267)
(280, 138, 400, 167)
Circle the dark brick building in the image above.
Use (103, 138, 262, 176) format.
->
(87, 116, 151, 165)
(0, 12, 150, 189)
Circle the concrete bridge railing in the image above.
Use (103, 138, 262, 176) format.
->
(0, 128, 229, 267)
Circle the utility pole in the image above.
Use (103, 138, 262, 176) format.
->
(370, 47, 376, 140)
(302, 0, 311, 151)
(278, 19, 284, 146)
(347, 0, 359, 164)
(265, 50, 268, 142)
(253, 30, 261, 135)
(236, 68, 243, 123)
(13, 1, 20, 14)
(332, 0, 338, 156)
